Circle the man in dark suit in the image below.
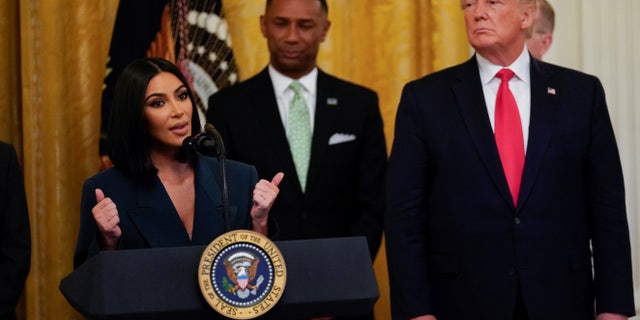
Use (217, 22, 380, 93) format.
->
(0, 141, 31, 320)
(206, 0, 386, 264)
(385, 1, 635, 320)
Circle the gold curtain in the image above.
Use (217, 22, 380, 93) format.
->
(1, 0, 118, 319)
(0, 0, 468, 318)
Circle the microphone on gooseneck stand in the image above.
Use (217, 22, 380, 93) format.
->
(200, 123, 231, 232)
(182, 130, 217, 156)
(203, 123, 225, 157)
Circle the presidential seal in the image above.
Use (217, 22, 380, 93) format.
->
(198, 230, 286, 319)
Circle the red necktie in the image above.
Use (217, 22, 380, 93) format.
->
(494, 68, 524, 206)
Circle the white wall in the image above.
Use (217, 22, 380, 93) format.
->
(546, 1, 640, 317)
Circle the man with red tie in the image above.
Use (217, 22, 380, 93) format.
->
(384, 1, 635, 320)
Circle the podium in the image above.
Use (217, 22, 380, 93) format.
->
(60, 237, 379, 319)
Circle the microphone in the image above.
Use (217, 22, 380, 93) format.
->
(186, 123, 231, 231)
(203, 123, 225, 156)
(182, 130, 216, 156)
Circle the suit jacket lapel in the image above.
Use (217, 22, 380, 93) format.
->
(191, 158, 236, 244)
(453, 57, 514, 205)
(253, 70, 291, 163)
(518, 58, 559, 207)
(129, 177, 190, 247)
(307, 70, 339, 194)
(247, 68, 302, 193)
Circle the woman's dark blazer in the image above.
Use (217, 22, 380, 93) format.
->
(74, 156, 259, 268)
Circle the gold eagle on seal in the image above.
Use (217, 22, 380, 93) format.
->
(223, 252, 262, 298)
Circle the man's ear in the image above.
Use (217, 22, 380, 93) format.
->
(541, 33, 553, 56)
(259, 15, 267, 38)
(521, 5, 536, 30)
(320, 20, 331, 42)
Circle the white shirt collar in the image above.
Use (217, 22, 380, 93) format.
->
(476, 46, 531, 85)
(268, 65, 318, 96)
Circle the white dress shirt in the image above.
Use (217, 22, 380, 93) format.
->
(268, 65, 317, 137)
(477, 46, 531, 151)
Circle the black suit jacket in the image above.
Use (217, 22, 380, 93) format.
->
(385, 56, 635, 319)
(207, 68, 387, 259)
(0, 142, 31, 320)
(74, 156, 258, 268)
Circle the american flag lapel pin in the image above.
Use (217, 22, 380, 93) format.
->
(327, 97, 338, 106)
(547, 87, 556, 95)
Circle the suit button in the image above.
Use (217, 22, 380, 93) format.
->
(508, 268, 516, 276)
(514, 217, 521, 225)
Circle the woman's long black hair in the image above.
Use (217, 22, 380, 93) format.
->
(106, 57, 201, 178)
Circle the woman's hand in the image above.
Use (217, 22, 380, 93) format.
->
(92, 188, 121, 250)
(250, 172, 284, 235)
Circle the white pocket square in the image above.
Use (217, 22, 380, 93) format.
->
(328, 133, 356, 145)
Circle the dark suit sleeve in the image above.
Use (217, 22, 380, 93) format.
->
(73, 177, 102, 269)
(586, 78, 635, 316)
(352, 90, 386, 260)
(0, 143, 31, 319)
(385, 83, 433, 318)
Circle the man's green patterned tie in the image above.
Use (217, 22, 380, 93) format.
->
(288, 80, 312, 193)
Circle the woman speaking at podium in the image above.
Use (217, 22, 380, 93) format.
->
(74, 57, 283, 268)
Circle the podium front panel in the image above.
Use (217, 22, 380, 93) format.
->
(60, 236, 379, 319)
